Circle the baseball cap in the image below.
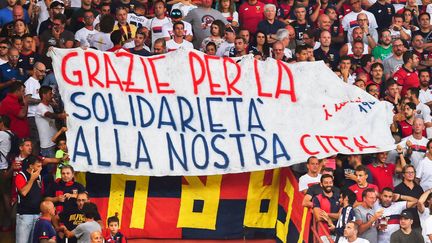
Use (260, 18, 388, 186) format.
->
(50, 0, 65, 8)
(170, 9, 183, 19)
(400, 210, 413, 220)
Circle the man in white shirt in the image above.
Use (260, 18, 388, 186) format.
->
(35, 86, 67, 159)
(166, 21, 194, 51)
(89, 14, 115, 51)
(24, 62, 46, 156)
(339, 221, 370, 243)
(162, 9, 193, 42)
(127, 3, 149, 29)
(0, 115, 11, 171)
(216, 26, 236, 57)
(298, 156, 321, 193)
(396, 118, 428, 169)
(148, 1, 171, 48)
(419, 70, 432, 107)
(341, 0, 378, 32)
(418, 189, 432, 242)
(407, 87, 432, 138)
(417, 140, 432, 191)
(75, 10, 97, 47)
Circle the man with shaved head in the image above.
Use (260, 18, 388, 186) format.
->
(25, 62, 46, 156)
(33, 201, 56, 243)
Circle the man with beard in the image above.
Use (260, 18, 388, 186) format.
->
(383, 38, 406, 80)
(411, 34, 432, 71)
(391, 102, 416, 139)
(375, 187, 417, 243)
(312, 174, 340, 239)
(74, 10, 97, 47)
(394, 52, 420, 97)
(367, 63, 385, 97)
(372, 29, 393, 61)
(24, 62, 47, 156)
(418, 70, 432, 107)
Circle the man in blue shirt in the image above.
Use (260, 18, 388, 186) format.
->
(33, 200, 57, 243)
(0, 47, 27, 101)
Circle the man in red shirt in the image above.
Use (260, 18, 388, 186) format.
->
(349, 165, 379, 204)
(393, 51, 420, 97)
(238, 0, 265, 35)
(0, 81, 29, 138)
(367, 152, 396, 192)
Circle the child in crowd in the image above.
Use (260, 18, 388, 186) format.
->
(51, 127, 69, 179)
(104, 215, 126, 243)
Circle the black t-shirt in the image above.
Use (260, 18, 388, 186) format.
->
(368, 2, 395, 31)
(290, 21, 312, 43)
(46, 180, 85, 214)
(58, 204, 101, 243)
(394, 181, 424, 229)
(129, 48, 152, 56)
(19, 52, 42, 74)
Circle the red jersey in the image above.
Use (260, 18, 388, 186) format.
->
(367, 163, 396, 192)
(238, 1, 265, 34)
(393, 66, 419, 97)
(348, 183, 379, 202)
(0, 93, 29, 138)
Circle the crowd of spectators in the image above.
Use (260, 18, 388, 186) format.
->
(0, 0, 431, 242)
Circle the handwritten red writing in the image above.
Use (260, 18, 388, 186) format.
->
(300, 134, 377, 156)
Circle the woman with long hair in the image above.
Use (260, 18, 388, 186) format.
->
(218, 0, 238, 26)
(200, 20, 226, 51)
(251, 31, 270, 59)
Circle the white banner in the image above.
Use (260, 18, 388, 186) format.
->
(50, 48, 395, 176)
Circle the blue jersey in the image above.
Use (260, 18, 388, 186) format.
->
(33, 217, 56, 243)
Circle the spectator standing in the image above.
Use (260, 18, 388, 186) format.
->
(372, 29, 393, 61)
(74, 10, 97, 47)
(394, 164, 424, 230)
(390, 210, 424, 243)
(45, 165, 85, 214)
(257, 4, 286, 44)
(349, 166, 379, 203)
(0, 47, 27, 101)
(298, 156, 321, 193)
(312, 174, 340, 239)
(366, 152, 396, 191)
(0, 81, 29, 138)
(383, 38, 406, 79)
(417, 189, 432, 242)
(368, 0, 395, 31)
(416, 140, 432, 190)
(183, 0, 228, 49)
(375, 187, 417, 243)
(15, 156, 44, 243)
(338, 221, 370, 243)
(61, 202, 102, 243)
(238, 0, 265, 35)
(25, 62, 46, 156)
(35, 86, 67, 158)
(33, 200, 57, 243)
(354, 188, 383, 243)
